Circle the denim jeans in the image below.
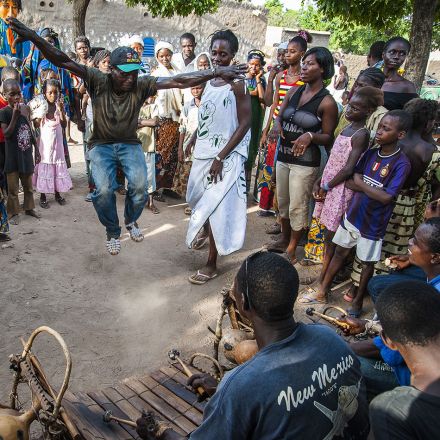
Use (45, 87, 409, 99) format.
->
(89, 143, 148, 238)
(357, 356, 398, 402)
(368, 265, 425, 303)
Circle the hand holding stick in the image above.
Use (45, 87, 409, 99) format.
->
(168, 349, 206, 397)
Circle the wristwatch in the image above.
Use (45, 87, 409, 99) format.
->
(211, 67, 218, 78)
(215, 155, 223, 162)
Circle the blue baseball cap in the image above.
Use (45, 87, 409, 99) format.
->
(110, 47, 144, 72)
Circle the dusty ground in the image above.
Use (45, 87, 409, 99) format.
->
(0, 135, 361, 401)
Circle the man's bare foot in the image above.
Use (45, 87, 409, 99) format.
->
(285, 244, 298, 264)
(117, 187, 127, 195)
(188, 266, 218, 285)
(298, 285, 327, 304)
(25, 209, 41, 219)
(68, 137, 78, 144)
(9, 214, 19, 225)
(265, 238, 289, 253)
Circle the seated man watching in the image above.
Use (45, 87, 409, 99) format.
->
(344, 216, 440, 399)
(138, 251, 369, 439)
(367, 200, 440, 302)
(370, 280, 440, 439)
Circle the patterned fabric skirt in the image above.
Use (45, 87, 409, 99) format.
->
(0, 189, 8, 234)
(155, 119, 180, 190)
(258, 137, 277, 211)
(171, 161, 192, 198)
(303, 217, 325, 263)
(351, 193, 416, 285)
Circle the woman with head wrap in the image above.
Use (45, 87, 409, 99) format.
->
(129, 35, 149, 76)
(245, 49, 266, 192)
(194, 52, 212, 71)
(151, 41, 182, 192)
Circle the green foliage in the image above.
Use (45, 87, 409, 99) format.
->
(265, 0, 299, 28)
(315, 0, 440, 29)
(124, 0, 224, 18)
(263, 1, 439, 54)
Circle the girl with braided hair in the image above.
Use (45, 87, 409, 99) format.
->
(32, 78, 72, 208)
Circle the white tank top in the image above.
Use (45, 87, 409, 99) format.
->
(193, 80, 249, 160)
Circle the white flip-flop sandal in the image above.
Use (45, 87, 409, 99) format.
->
(188, 270, 218, 285)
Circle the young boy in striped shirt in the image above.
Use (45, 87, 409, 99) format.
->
(306, 110, 412, 316)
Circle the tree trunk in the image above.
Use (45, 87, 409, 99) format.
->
(72, 0, 91, 38)
(405, 0, 438, 92)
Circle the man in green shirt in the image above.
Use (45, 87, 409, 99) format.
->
(8, 18, 246, 255)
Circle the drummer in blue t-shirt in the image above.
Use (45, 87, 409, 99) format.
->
(137, 252, 370, 440)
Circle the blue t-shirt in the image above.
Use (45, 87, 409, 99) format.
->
(373, 273, 440, 385)
(190, 323, 369, 440)
(346, 147, 411, 240)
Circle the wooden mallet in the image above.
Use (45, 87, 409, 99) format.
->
(103, 410, 137, 428)
(168, 349, 205, 397)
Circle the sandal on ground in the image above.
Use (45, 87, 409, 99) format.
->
(265, 223, 281, 235)
(184, 207, 192, 216)
(25, 209, 41, 219)
(298, 287, 327, 305)
(343, 293, 354, 303)
(300, 276, 316, 285)
(153, 191, 166, 202)
(346, 308, 362, 318)
(126, 222, 144, 242)
(299, 258, 320, 267)
(39, 199, 50, 209)
(0, 233, 11, 242)
(264, 241, 287, 254)
(148, 204, 160, 214)
(106, 237, 121, 256)
(188, 270, 218, 285)
(55, 195, 66, 206)
(257, 210, 274, 218)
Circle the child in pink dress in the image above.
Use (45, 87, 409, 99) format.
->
(32, 79, 72, 208)
(301, 87, 383, 302)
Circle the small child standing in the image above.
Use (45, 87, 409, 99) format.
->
(0, 79, 39, 225)
(137, 96, 159, 213)
(171, 84, 205, 211)
(32, 79, 72, 208)
(305, 110, 412, 316)
(301, 87, 383, 299)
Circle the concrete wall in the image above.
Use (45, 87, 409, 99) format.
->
(21, 0, 268, 62)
